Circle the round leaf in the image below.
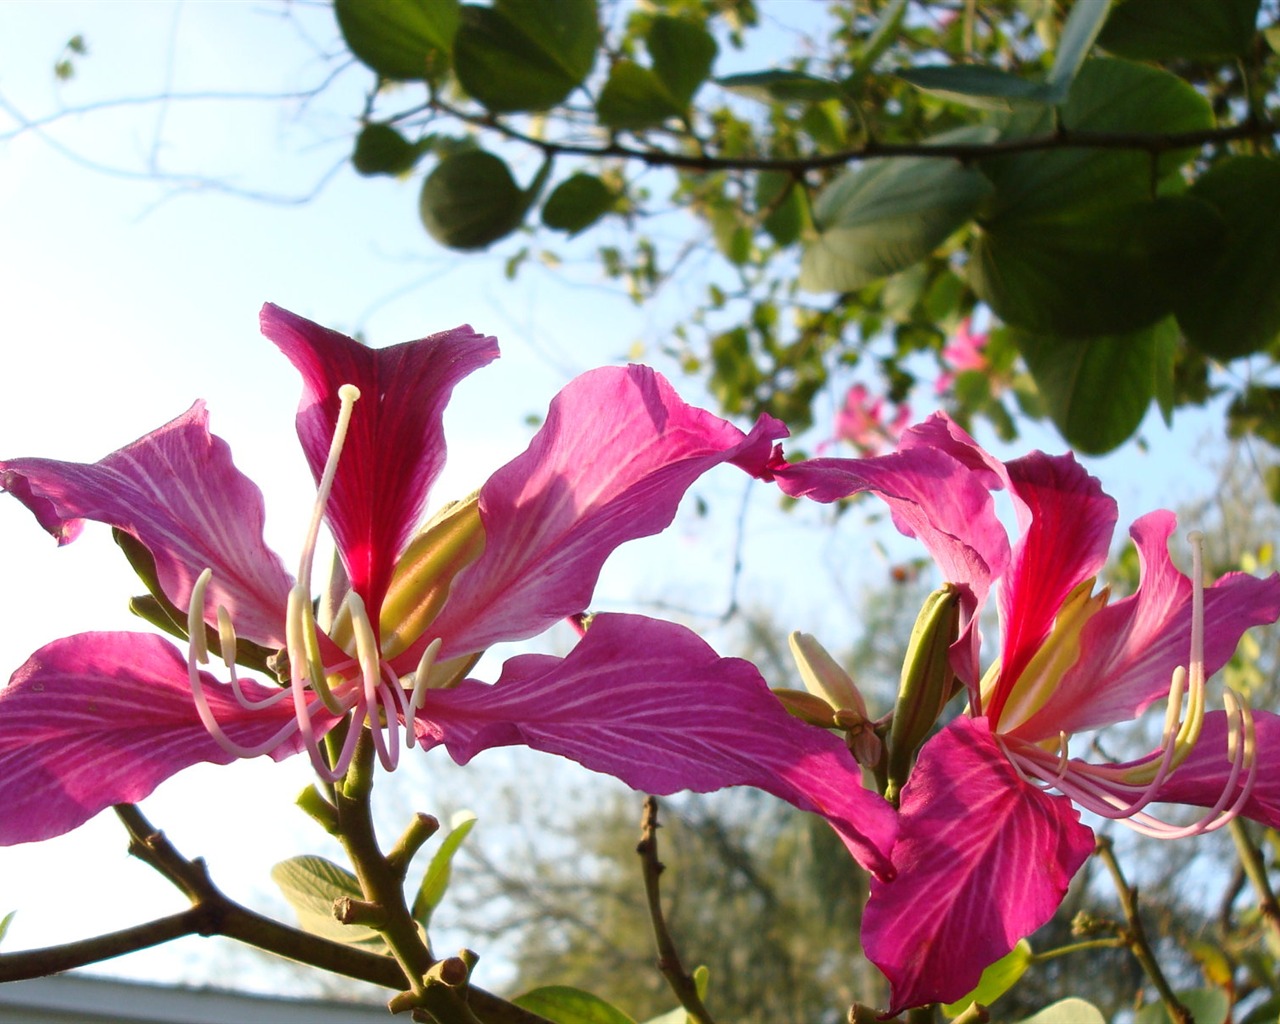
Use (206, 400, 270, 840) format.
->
(647, 15, 717, 109)
(800, 157, 992, 292)
(1014, 318, 1179, 454)
(334, 0, 459, 82)
(454, 0, 599, 112)
(542, 173, 616, 235)
(971, 196, 1223, 337)
(352, 123, 427, 177)
(596, 61, 682, 130)
(419, 149, 529, 250)
(1174, 156, 1280, 360)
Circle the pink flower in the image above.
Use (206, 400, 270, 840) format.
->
(0, 304, 897, 877)
(775, 414, 1280, 1011)
(935, 317, 990, 395)
(833, 383, 911, 456)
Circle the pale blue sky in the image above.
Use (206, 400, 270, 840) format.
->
(0, 0, 1236, 998)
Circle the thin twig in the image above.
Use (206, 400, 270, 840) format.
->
(1095, 837, 1192, 1024)
(637, 796, 717, 1024)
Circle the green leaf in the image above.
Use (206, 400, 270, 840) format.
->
(980, 58, 1213, 218)
(855, 0, 907, 72)
(0, 911, 14, 948)
(640, 967, 709, 1024)
(271, 856, 387, 952)
(942, 940, 1032, 1016)
(352, 124, 429, 177)
(513, 987, 637, 1024)
(1015, 317, 1178, 454)
(454, 0, 599, 112)
(1100, 0, 1261, 60)
(1042, 0, 1111, 103)
(419, 150, 541, 250)
(647, 16, 717, 109)
(972, 195, 1223, 337)
(1134, 989, 1230, 1024)
(542, 173, 617, 235)
(800, 157, 991, 292)
(1174, 156, 1280, 360)
(755, 171, 807, 246)
(1015, 999, 1106, 1024)
(411, 811, 477, 929)
(715, 69, 845, 104)
(898, 65, 1050, 110)
(334, 0, 458, 82)
(597, 61, 683, 129)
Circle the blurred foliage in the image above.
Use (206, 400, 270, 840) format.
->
(328, 0, 1280, 455)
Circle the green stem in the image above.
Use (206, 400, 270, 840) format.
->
(331, 729, 435, 997)
(1228, 818, 1280, 944)
(1095, 838, 1191, 1024)
(1029, 936, 1125, 963)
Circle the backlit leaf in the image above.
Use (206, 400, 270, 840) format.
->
(420, 150, 544, 250)
(1175, 157, 1280, 360)
(335, 0, 458, 82)
(1015, 999, 1106, 1024)
(411, 811, 477, 929)
(271, 856, 387, 952)
(1015, 317, 1178, 454)
(454, 0, 598, 112)
(800, 157, 991, 292)
(513, 987, 637, 1024)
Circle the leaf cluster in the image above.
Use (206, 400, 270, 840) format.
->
(332, 0, 1280, 454)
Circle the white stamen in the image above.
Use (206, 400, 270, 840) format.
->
(188, 569, 213, 664)
(346, 591, 400, 772)
(410, 638, 443, 711)
(297, 383, 360, 594)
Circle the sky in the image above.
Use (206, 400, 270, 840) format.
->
(0, 0, 1246, 1003)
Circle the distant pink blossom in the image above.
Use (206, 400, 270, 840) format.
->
(0, 304, 898, 878)
(774, 413, 1280, 1012)
(935, 317, 990, 395)
(833, 383, 911, 456)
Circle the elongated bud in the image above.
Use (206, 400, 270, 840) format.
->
(789, 631, 868, 716)
(786, 631, 882, 767)
(885, 584, 961, 804)
(377, 495, 485, 659)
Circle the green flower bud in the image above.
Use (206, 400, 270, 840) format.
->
(786, 631, 883, 768)
(885, 583, 961, 804)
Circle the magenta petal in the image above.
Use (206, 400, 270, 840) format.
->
(1, 403, 294, 648)
(1019, 512, 1280, 739)
(1142, 709, 1280, 827)
(863, 717, 1095, 1013)
(260, 303, 499, 616)
(414, 613, 897, 877)
(424, 366, 790, 659)
(0, 632, 305, 845)
(772, 422, 1009, 690)
(988, 452, 1116, 723)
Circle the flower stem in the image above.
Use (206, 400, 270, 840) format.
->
(637, 796, 717, 1024)
(0, 803, 556, 1024)
(1095, 837, 1191, 1024)
(1227, 818, 1280, 944)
